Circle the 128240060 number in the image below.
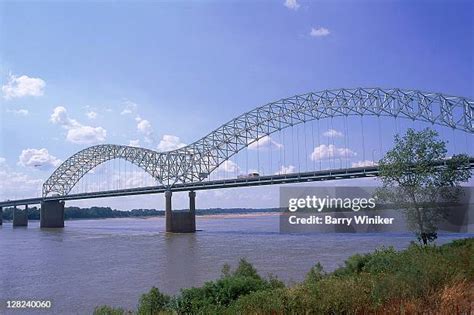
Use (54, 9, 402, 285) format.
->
(6, 300, 52, 309)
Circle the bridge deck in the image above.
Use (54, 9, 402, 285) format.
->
(1, 166, 378, 207)
(1, 158, 472, 208)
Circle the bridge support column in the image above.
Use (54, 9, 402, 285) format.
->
(165, 190, 173, 232)
(0, 206, 2, 226)
(165, 190, 196, 233)
(13, 205, 28, 227)
(189, 190, 196, 230)
(40, 200, 65, 228)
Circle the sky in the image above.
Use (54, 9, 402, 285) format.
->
(0, 0, 472, 210)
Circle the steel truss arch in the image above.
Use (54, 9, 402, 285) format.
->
(43, 87, 474, 197)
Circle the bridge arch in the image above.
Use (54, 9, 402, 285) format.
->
(43, 88, 473, 197)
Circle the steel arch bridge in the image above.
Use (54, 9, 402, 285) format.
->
(43, 87, 474, 197)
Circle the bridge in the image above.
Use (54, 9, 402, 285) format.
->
(1, 88, 473, 232)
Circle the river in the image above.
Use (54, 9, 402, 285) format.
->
(0, 213, 471, 314)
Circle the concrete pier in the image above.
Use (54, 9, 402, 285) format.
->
(165, 190, 196, 233)
(189, 190, 196, 230)
(13, 205, 28, 227)
(40, 200, 65, 228)
(165, 190, 172, 232)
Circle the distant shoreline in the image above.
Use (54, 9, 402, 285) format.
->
(0, 207, 281, 221)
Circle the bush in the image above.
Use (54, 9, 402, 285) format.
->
(233, 258, 261, 279)
(137, 287, 170, 315)
(227, 289, 287, 314)
(93, 305, 128, 315)
(171, 258, 283, 314)
(304, 262, 325, 286)
(173, 275, 269, 313)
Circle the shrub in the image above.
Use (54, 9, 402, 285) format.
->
(171, 258, 282, 314)
(137, 287, 170, 315)
(172, 275, 268, 313)
(304, 262, 325, 286)
(93, 305, 128, 315)
(227, 289, 287, 314)
(233, 258, 261, 279)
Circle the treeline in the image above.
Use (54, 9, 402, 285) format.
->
(94, 238, 474, 314)
(0, 207, 163, 220)
(1, 206, 279, 220)
(65, 207, 164, 219)
(1, 207, 41, 220)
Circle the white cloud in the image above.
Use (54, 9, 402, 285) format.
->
(323, 129, 343, 138)
(128, 139, 140, 147)
(310, 27, 330, 37)
(121, 100, 137, 115)
(310, 144, 356, 160)
(0, 160, 43, 199)
(0, 157, 5, 165)
(86, 111, 97, 119)
(351, 160, 377, 167)
(50, 106, 71, 125)
(66, 125, 107, 144)
(218, 160, 240, 173)
(121, 171, 155, 188)
(18, 148, 61, 170)
(0, 169, 43, 198)
(50, 106, 107, 144)
(6, 108, 29, 116)
(248, 136, 283, 150)
(120, 102, 156, 144)
(2, 74, 45, 99)
(157, 135, 186, 151)
(276, 164, 296, 175)
(137, 119, 153, 136)
(135, 115, 154, 143)
(284, 0, 300, 10)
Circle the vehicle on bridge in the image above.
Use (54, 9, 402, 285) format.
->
(237, 172, 260, 179)
(198, 172, 209, 180)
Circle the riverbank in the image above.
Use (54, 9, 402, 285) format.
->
(0, 206, 280, 221)
(94, 237, 474, 314)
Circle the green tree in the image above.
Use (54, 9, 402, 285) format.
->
(233, 258, 261, 279)
(170, 259, 283, 314)
(304, 262, 325, 286)
(137, 287, 170, 315)
(93, 305, 129, 315)
(221, 263, 231, 277)
(378, 128, 471, 245)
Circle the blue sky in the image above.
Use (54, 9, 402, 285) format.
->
(0, 0, 472, 209)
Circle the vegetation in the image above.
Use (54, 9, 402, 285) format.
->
(137, 287, 170, 315)
(378, 128, 471, 245)
(93, 238, 474, 314)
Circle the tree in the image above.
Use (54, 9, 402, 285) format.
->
(304, 262, 325, 286)
(93, 305, 129, 315)
(233, 258, 261, 279)
(378, 128, 471, 245)
(221, 263, 231, 277)
(137, 287, 170, 315)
